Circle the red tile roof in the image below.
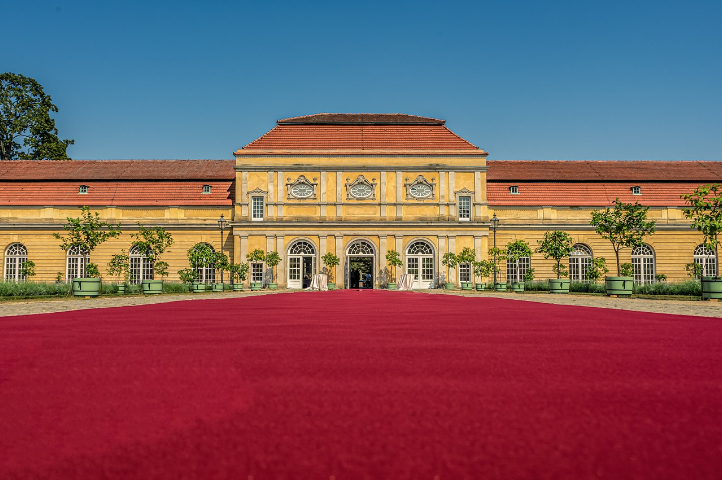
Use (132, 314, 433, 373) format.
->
(0, 181, 234, 206)
(239, 125, 482, 152)
(0, 160, 235, 181)
(277, 113, 445, 125)
(487, 160, 722, 182)
(488, 182, 708, 206)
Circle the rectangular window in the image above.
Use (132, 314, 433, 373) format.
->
(631, 186, 641, 195)
(202, 185, 212, 194)
(252, 196, 264, 221)
(79, 185, 89, 194)
(458, 196, 471, 221)
(251, 263, 264, 283)
(509, 186, 519, 194)
(459, 263, 471, 282)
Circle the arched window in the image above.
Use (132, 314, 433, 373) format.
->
(694, 244, 717, 278)
(190, 243, 215, 284)
(506, 254, 531, 283)
(569, 244, 592, 282)
(347, 240, 374, 255)
(405, 241, 435, 289)
(66, 245, 89, 281)
(289, 241, 316, 255)
(632, 244, 655, 285)
(129, 245, 154, 284)
(5, 243, 28, 281)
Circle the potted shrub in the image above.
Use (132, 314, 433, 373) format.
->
(536, 230, 575, 294)
(488, 247, 507, 291)
(54, 206, 121, 297)
(457, 247, 476, 290)
(506, 239, 532, 293)
(384, 250, 401, 290)
(682, 183, 722, 300)
(322, 252, 341, 290)
(590, 198, 656, 297)
(188, 243, 215, 292)
(212, 252, 229, 292)
(265, 251, 281, 290)
(473, 259, 494, 291)
(132, 224, 174, 295)
(107, 251, 130, 294)
(229, 262, 249, 291)
(246, 249, 265, 291)
(586, 257, 609, 285)
(441, 252, 458, 290)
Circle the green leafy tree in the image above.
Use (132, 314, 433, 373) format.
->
(188, 243, 216, 283)
(54, 206, 121, 278)
(682, 183, 722, 277)
(322, 252, 341, 283)
(213, 252, 230, 283)
(506, 239, 532, 283)
(20, 259, 36, 280)
(131, 224, 174, 279)
(536, 231, 575, 279)
(587, 257, 609, 282)
(473, 259, 495, 284)
(228, 262, 249, 283)
(685, 262, 703, 278)
(107, 251, 130, 283)
(265, 251, 281, 283)
(590, 198, 656, 276)
(441, 252, 458, 285)
(0, 72, 74, 160)
(488, 247, 507, 283)
(384, 250, 402, 282)
(177, 268, 198, 284)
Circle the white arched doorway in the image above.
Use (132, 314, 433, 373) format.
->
(346, 240, 375, 289)
(632, 244, 655, 285)
(405, 240, 435, 289)
(287, 240, 317, 289)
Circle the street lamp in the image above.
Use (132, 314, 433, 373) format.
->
(491, 213, 499, 286)
(218, 214, 228, 285)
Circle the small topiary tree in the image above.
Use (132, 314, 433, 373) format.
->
(536, 230, 575, 279)
(177, 268, 197, 284)
(229, 262, 249, 284)
(154, 261, 169, 281)
(456, 247, 476, 284)
(213, 252, 230, 284)
(505, 239, 532, 283)
(322, 252, 341, 283)
(384, 250, 402, 283)
(686, 262, 703, 278)
(682, 183, 722, 278)
(590, 198, 656, 276)
(488, 247, 507, 284)
(188, 243, 216, 284)
(54, 206, 121, 278)
(441, 252, 458, 286)
(132, 224, 174, 280)
(473, 259, 495, 285)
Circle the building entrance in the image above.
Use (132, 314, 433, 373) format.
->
(348, 257, 374, 289)
(288, 240, 316, 289)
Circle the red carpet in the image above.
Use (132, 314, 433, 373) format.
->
(1, 291, 721, 480)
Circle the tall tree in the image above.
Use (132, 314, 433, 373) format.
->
(0, 72, 74, 160)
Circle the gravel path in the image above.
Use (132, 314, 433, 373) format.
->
(1, 288, 720, 318)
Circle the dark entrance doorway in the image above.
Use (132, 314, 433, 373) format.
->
(302, 256, 313, 289)
(348, 257, 374, 289)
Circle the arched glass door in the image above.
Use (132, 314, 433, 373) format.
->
(346, 240, 375, 289)
(632, 244, 655, 284)
(406, 241, 434, 289)
(288, 240, 316, 289)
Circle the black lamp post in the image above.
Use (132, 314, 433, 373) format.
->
(218, 214, 227, 285)
(491, 213, 499, 286)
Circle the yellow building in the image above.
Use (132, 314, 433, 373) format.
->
(1, 113, 720, 287)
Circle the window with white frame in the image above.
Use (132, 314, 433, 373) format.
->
(569, 244, 592, 282)
(458, 196, 471, 221)
(202, 184, 212, 194)
(79, 185, 89, 194)
(66, 245, 89, 280)
(694, 244, 717, 278)
(191, 243, 215, 284)
(631, 186, 641, 195)
(506, 256, 530, 283)
(4, 243, 28, 281)
(251, 196, 264, 221)
(459, 263, 471, 283)
(632, 244, 655, 285)
(129, 245, 154, 284)
(509, 185, 519, 194)
(251, 262, 264, 283)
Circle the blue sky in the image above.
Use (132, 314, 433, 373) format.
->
(5, 0, 721, 160)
